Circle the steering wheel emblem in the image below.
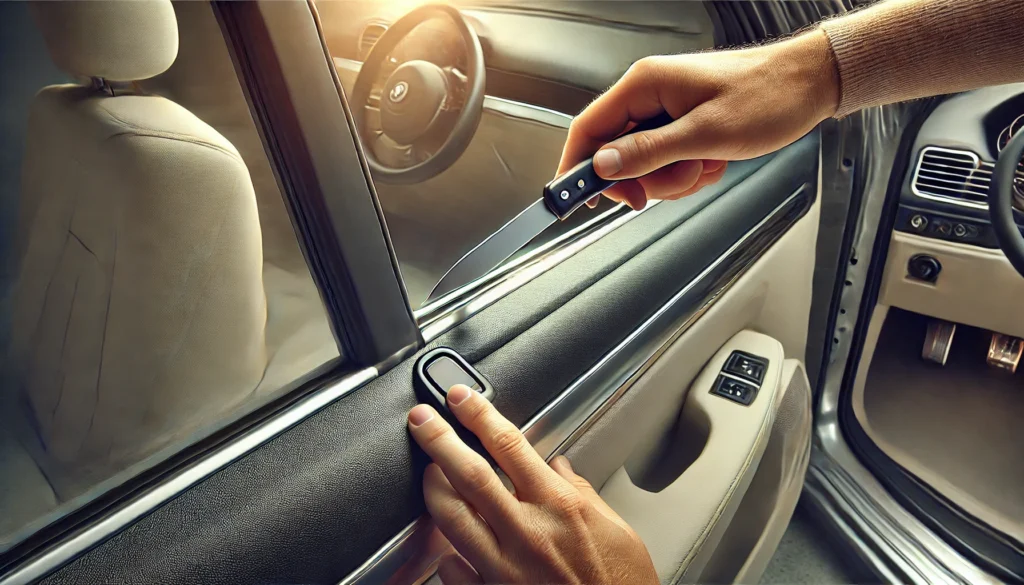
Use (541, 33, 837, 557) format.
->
(389, 81, 409, 103)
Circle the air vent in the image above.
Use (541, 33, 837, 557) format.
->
(358, 21, 388, 60)
(911, 146, 992, 209)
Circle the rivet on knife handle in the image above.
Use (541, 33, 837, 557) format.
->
(543, 111, 676, 219)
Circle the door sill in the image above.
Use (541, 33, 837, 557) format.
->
(805, 439, 1003, 585)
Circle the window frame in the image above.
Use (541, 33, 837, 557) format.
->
(1, 0, 414, 575)
(217, 0, 422, 368)
(0, 0, 649, 577)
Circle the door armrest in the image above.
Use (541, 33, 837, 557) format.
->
(599, 330, 785, 584)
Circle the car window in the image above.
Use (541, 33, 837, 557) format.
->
(318, 1, 626, 309)
(0, 2, 339, 550)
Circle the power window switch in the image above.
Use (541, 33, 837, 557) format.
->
(723, 351, 768, 385)
(712, 375, 758, 406)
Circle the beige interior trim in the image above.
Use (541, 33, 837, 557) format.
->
(850, 304, 889, 434)
(727, 360, 813, 584)
(564, 194, 818, 489)
(852, 305, 1024, 543)
(597, 330, 785, 584)
(557, 194, 817, 583)
(880, 231, 1024, 338)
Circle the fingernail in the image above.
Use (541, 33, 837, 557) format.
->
(556, 455, 573, 471)
(593, 148, 622, 177)
(447, 384, 473, 406)
(408, 404, 435, 427)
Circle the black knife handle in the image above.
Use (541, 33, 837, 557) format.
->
(543, 111, 676, 219)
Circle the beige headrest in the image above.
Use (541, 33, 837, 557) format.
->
(31, 0, 179, 82)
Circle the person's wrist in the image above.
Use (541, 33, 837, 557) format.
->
(773, 29, 840, 121)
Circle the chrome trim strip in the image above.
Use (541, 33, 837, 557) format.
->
(338, 184, 814, 585)
(483, 95, 573, 128)
(1, 367, 379, 585)
(417, 202, 649, 342)
(910, 146, 989, 210)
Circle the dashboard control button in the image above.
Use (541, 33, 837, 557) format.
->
(910, 214, 928, 231)
(908, 254, 941, 283)
(935, 220, 952, 236)
(953, 223, 967, 238)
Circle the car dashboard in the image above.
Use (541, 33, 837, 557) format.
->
(881, 82, 1024, 342)
(896, 84, 1024, 248)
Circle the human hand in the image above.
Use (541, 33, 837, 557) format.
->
(559, 29, 839, 211)
(406, 385, 659, 585)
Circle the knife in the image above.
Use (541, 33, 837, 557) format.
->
(425, 111, 676, 303)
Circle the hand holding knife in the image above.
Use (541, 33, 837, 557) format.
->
(426, 111, 677, 303)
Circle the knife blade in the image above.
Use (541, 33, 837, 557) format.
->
(425, 111, 676, 303)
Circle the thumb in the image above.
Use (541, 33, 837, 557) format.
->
(595, 109, 718, 180)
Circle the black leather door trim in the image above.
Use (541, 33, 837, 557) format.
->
(33, 132, 819, 585)
(342, 185, 814, 585)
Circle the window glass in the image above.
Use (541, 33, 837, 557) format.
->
(0, 1, 339, 549)
(318, 0, 624, 309)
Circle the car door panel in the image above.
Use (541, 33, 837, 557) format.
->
(31, 124, 818, 585)
(701, 359, 813, 584)
(599, 330, 787, 582)
(6, 0, 822, 580)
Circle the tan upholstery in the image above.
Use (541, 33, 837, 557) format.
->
(852, 306, 1024, 544)
(136, 3, 337, 392)
(4, 0, 275, 498)
(30, 1, 178, 82)
(8, 86, 268, 497)
(140, 1, 309, 277)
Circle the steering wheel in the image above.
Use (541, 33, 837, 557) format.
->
(989, 126, 1024, 277)
(350, 4, 486, 184)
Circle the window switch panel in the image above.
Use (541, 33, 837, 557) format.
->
(723, 351, 768, 385)
(711, 375, 758, 406)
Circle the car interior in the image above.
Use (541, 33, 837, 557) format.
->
(1, 0, 339, 546)
(844, 84, 1024, 564)
(0, 0, 1019, 584)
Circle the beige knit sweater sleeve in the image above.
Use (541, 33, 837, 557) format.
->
(820, 0, 1024, 118)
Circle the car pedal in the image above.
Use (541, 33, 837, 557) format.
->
(987, 333, 1024, 373)
(922, 319, 957, 365)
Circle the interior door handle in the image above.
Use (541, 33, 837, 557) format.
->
(597, 330, 785, 584)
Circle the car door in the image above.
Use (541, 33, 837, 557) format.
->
(0, 2, 822, 584)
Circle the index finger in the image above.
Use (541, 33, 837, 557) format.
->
(407, 404, 520, 524)
(445, 385, 564, 501)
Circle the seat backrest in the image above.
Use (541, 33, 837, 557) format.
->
(6, 0, 268, 498)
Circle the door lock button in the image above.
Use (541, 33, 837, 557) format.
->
(723, 350, 768, 384)
(415, 348, 494, 412)
(426, 356, 481, 394)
